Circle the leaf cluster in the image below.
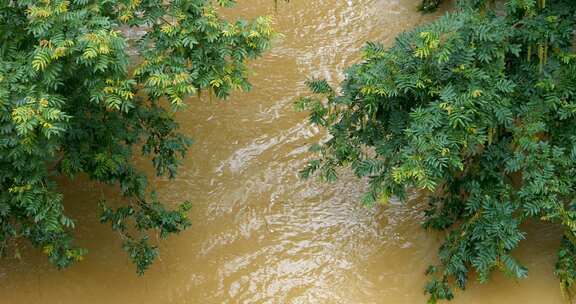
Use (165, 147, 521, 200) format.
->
(299, 0, 576, 301)
(0, 0, 275, 273)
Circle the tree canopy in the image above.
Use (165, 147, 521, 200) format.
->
(298, 0, 576, 301)
(0, 0, 275, 274)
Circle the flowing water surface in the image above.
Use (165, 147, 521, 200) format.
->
(0, 0, 568, 303)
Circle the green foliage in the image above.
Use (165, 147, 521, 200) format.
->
(0, 0, 275, 273)
(299, 0, 576, 301)
(419, 0, 444, 12)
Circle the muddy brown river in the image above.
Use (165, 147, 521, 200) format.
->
(0, 0, 568, 303)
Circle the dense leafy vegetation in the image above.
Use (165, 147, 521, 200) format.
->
(298, 0, 576, 301)
(0, 0, 275, 274)
(419, 0, 444, 12)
